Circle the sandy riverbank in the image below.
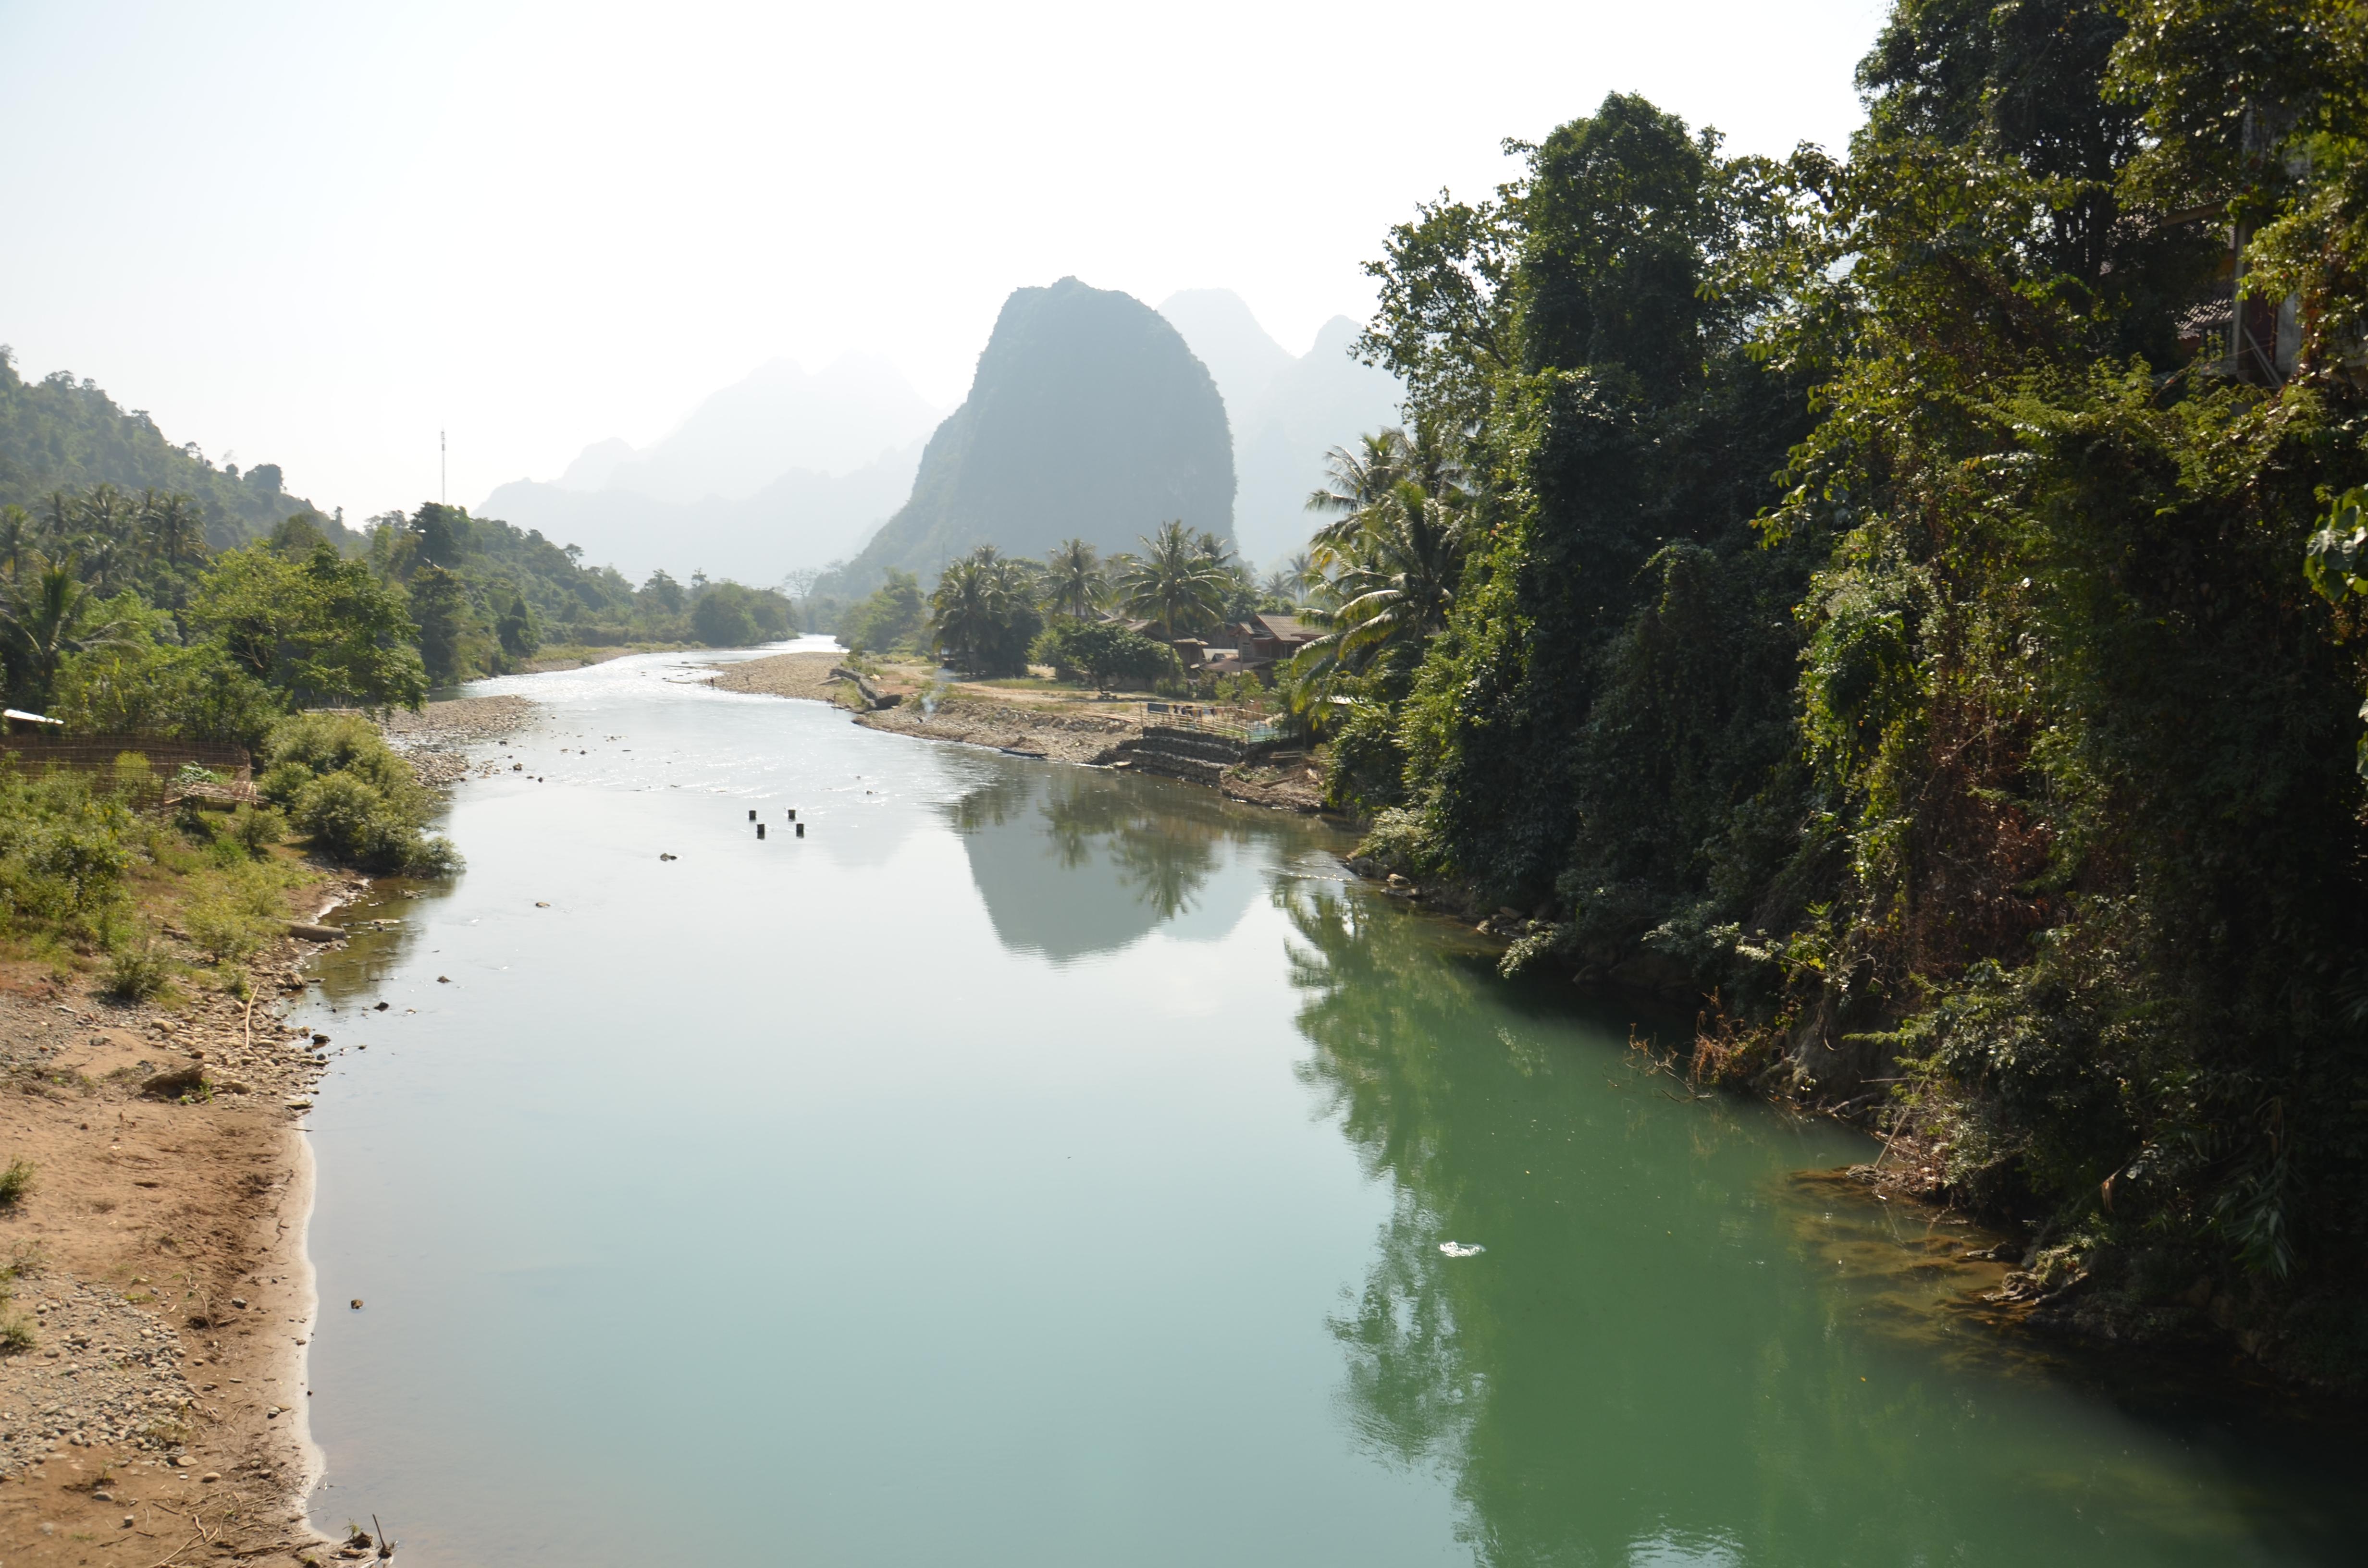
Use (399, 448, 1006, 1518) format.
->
(0, 901, 355, 1565)
(703, 652, 1329, 810)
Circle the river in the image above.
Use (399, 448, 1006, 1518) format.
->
(289, 643, 2360, 1566)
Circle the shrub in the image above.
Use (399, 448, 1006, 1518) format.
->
(101, 931, 173, 1002)
(1031, 620, 1182, 691)
(260, 713, 463, 876)
(0, 768, 133, 942)
(0, 1159, 34, 1210)
(183, 860, 300, 962)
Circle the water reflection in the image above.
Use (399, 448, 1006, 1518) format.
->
(944, 763, 1286, 961)
(1283, 886, 2360, 1568)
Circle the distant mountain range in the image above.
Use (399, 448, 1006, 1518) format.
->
(481, 285, 1398, 592)
(825, 277, 1233, 595)
(481, 355, 942, 585)
(1156, 290, 1403, 572)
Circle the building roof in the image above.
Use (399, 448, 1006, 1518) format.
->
(1247, 613, 1319, 643)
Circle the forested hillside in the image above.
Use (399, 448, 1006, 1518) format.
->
(0, 349, 351, 551)
(1301, 0, 2368, 1379)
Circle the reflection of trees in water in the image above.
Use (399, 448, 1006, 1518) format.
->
(946, 768, 1239, 922)
(1283, 887, 2171, 1568)
(1287, 888, 1494, 1488)
(1038, 774, 1232, 919)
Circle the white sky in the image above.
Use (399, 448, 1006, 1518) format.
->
(0, 0, 1888, 523)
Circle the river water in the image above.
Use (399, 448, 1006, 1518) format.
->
(290, 644, 2358, 1566)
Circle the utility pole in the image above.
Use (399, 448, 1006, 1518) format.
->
(441, 429, 447, 505)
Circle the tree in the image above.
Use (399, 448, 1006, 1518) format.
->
(1115, 520, 1233, 639)
(495, 591, 539, 660)
(1043, 539, 1103, 619)
(690, 581, 793, 647)
(409, 564, 477, 686)
(1032, 618, 1181, 692)
(928, 549, 1041, 675)
(0, 558, 131, 707)
(841, 569, 925, 653)
(191, 542, 427, 710)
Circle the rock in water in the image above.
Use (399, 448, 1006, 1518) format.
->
(832, 277, 1234, 588)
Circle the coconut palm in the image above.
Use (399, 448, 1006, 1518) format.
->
(140, 490, 209, 571)
(1043, 538, 1103, 620)
(0, 557, 132, 707)
(928, 547, 1040, 675)
(1306, 427, 1469, 572)
(1115, 521, 1233, 640)
(1282, 481, 1468, 708)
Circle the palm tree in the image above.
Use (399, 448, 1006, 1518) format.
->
(0, 505, 32, 577)
(1283, 481, 1468, 706)
(1115, 521, 1233, 639)
(1305, 426, 1470, 572)
(1043, 538, 1102, 620)
(928, 549, 1039, 674)
(140, 490, 209, 572)
(0, 557, 131, 707)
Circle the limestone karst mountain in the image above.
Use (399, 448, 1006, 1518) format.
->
(826, 277, 1234, 594)
(481, 354, 940, 584)
(1155, 291, 1403, 573)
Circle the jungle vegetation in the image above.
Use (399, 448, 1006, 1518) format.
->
(839, 527, 1280, 689)
(1291, 0, 2368, 1378)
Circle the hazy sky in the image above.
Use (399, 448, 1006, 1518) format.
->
(0, 0, 1887, 523)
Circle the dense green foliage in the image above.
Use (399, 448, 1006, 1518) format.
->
(1029, 618, 1183, 691)
(0, 350, 352, 551)
(1318, 0, 2368, 1372)
(257, 712, 459, 875)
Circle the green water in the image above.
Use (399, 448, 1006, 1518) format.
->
(293, 647, 2360, 1566)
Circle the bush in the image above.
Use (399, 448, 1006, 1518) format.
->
(0, 1159, 35, 1211)
(101, 930, 173, 1002)
(261, 713, 463, 876)
(1030, 620, 1181, 691)
(183, 859, 300, 962)
(0, 768, 133, 942)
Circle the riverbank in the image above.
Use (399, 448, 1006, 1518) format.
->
(0, 694, 534, 1565)
(704, 651, 1327, 811)
(0, 904, 351, 1566)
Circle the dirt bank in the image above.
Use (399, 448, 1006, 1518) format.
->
(704, 651, 850, 706)
(858, 698, 1142, 765)
(0, 906, 361, 1567)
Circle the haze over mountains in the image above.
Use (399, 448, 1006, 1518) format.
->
(482, 285, 1398, 592)
(1157, 290, 1403, 569)
(481, 355, 941, 585)
(827, 277, 1233, 593)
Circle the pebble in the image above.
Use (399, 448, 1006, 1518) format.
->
(0, 1283, 200, 1472)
